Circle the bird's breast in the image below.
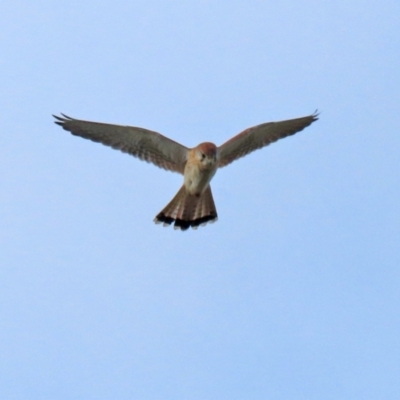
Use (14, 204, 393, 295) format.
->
(183, 162, 217, 196)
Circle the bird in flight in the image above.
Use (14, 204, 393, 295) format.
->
(53, 111, 318, 230)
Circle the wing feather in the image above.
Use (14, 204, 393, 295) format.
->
(53, 114, 188, 174)
(218, 112, 319, 168)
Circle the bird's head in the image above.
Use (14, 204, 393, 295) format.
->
(195, 142, 218, 167)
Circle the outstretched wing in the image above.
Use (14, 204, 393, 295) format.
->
(218, 112, 319, 168)
(53, 114, 189, 174)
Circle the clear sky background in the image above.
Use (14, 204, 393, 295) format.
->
(1, 1, 399, 399)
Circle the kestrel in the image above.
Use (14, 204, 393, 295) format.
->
(53, 111, 318, 230)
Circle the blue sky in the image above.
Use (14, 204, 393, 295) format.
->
(1, 1, 399, 399)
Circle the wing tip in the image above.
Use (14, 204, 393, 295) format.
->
(52, 113, 73, 125)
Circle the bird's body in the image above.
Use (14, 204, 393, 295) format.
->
(53, 111, 318, 230)
(184, 142, 218, 196)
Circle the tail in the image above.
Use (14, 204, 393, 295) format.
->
(154, 185, 218, 231)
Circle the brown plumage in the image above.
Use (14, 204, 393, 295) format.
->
(53, 111, 319, 230)
(154, 185, 217, 231)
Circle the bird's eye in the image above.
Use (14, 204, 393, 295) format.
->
(201, 153, 205, 160)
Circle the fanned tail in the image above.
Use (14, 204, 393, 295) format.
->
(154, 185, 218, 231)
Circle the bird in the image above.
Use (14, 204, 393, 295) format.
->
(53, 111, 318, 230)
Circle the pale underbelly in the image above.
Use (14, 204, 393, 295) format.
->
(184, 166, 217, 195)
